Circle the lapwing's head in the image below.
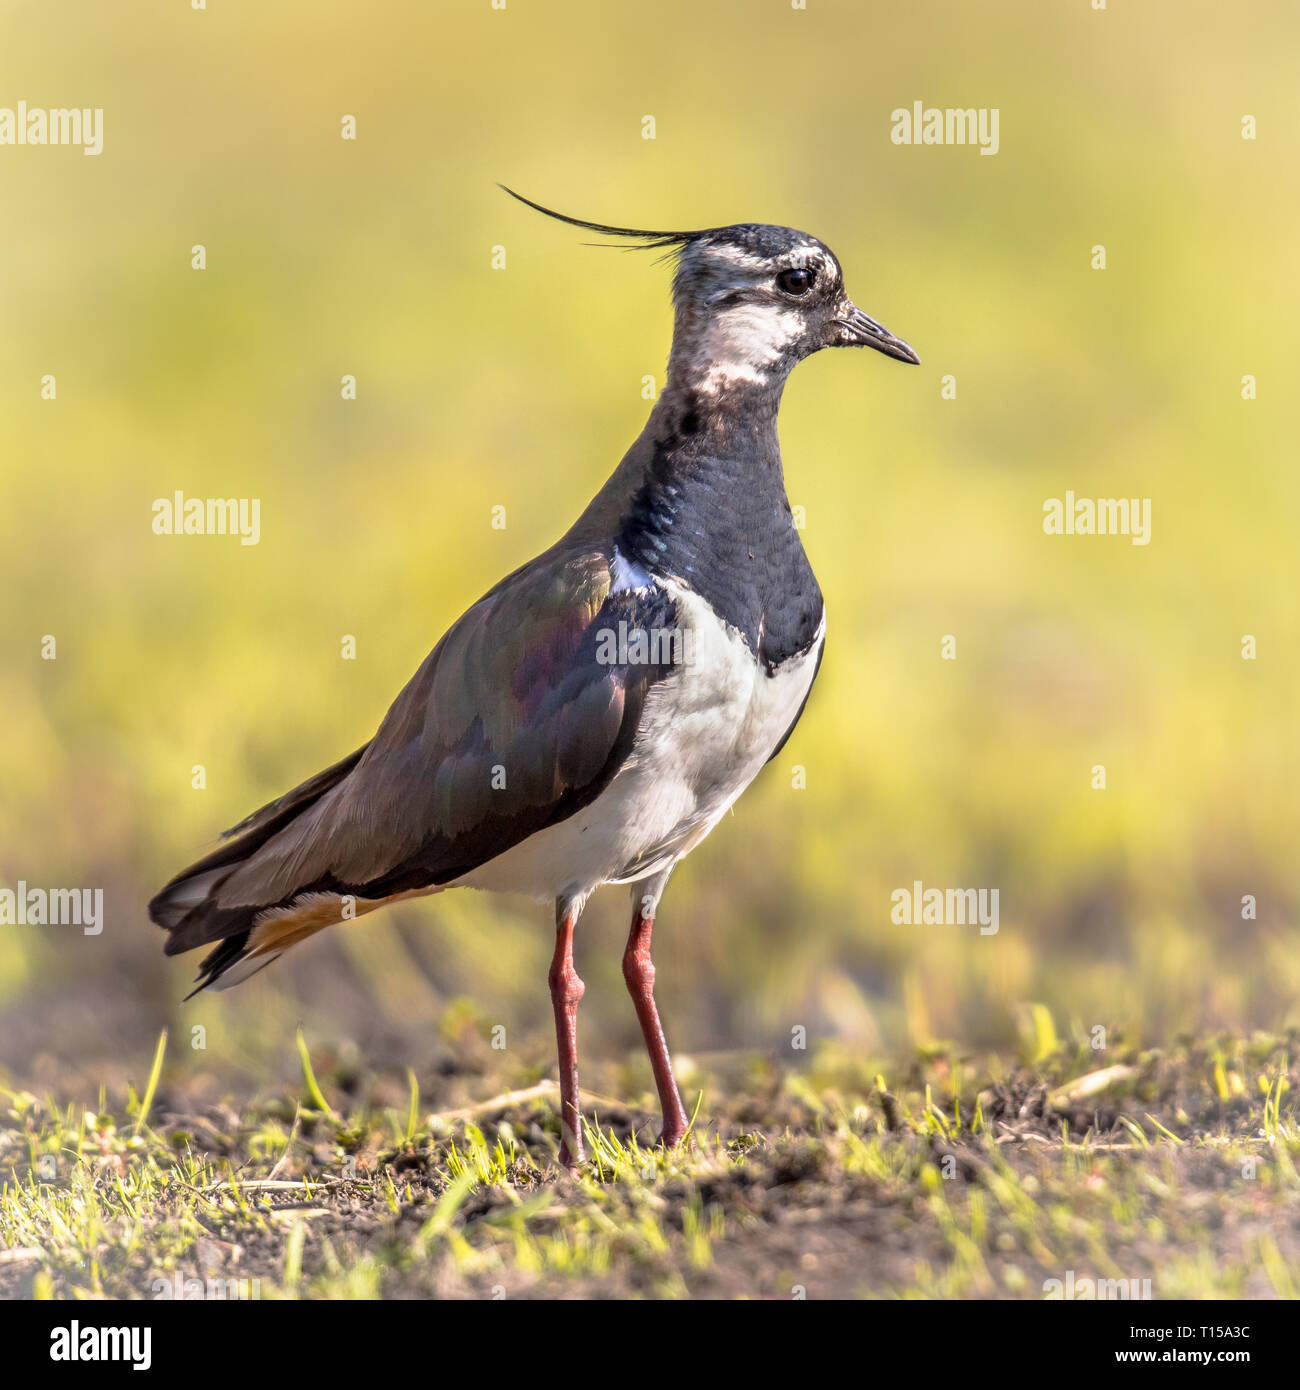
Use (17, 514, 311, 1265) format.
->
(668, 222, 920, 392)
(502, 188, 919, 396)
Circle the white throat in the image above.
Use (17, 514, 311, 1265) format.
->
(674, 300, 803, 394)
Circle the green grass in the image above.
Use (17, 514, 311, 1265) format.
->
(2, 1027, 1298, 1299)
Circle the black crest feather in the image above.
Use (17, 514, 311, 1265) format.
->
(499, 185, 702, 250)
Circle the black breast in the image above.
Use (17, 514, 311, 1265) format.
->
(616, 427, 824, 671)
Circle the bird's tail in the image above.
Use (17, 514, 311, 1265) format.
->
(149, 746, 367, 995)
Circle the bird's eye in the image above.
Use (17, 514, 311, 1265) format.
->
(777, 267, 815, 296)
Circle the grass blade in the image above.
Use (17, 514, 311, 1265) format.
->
(296, 1026, 337, 1121)
(132, 1029, 168, 1136)
(404, 1067, 420, 1146)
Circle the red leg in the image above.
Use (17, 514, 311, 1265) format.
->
(623, 904, 689, 1148)
(548, 907, 586, 1167)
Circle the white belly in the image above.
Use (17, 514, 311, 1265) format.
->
(455, 583, 824, 903)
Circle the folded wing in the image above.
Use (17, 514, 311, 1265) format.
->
(150, 547, 678, 986)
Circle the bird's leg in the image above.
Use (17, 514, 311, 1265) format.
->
(622, 896, 689, 1149)
(548, 902, 586, 1167)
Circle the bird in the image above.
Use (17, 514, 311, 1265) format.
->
(150, 188, 919, 1167)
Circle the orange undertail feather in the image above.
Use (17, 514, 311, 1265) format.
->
(148, 746, 371, 995)
(242, 889, 426, 961)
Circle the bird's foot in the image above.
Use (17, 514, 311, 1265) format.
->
(557, 1124, 586, 1171)
(657, 1120, 688, 1150)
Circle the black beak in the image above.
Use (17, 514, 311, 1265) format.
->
(835, 305, 921, 364)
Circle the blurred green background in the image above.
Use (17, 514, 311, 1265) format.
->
(1, 0, 1297, 1094)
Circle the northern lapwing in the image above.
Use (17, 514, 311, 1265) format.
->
(151, 189, 920, 1166)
